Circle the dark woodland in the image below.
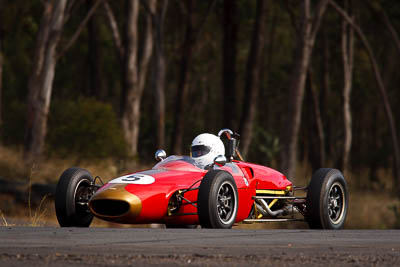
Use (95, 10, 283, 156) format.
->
(0, 0, 400, 192)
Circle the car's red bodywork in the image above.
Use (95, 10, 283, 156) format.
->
(56, 129, 348, 229)
(88, 156, 292, 225)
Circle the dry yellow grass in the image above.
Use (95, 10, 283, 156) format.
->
(1, 146, 399, 229)
(346, 191, 400, 229)
(0, 145, 147, 184)
(0, 145, 146, 227)
(0, 146, 29, 181)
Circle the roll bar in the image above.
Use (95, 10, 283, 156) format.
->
(217, 129, 244, 161)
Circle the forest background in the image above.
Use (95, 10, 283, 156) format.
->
(0, 0, 400, 229)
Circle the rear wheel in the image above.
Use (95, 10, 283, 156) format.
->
(197, 170, 238, 229)
(55, 167, 94, 227)
(306, 168, 348, 229)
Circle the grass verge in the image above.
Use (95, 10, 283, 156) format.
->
(0, 146, 399, 229)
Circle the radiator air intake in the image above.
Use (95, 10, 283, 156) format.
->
(90, 199, 130, 217)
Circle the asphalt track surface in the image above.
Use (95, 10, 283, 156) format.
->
(1, 227, 400, 266)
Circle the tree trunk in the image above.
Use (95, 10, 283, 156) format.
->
(121, 0, 154, 156)
(103, 1, 126, 114)
(121, 0, 140, 156)
(308, 68, 326, 168)
(321, 25, 331, 157)
(153, 54, 166, 149)
(171, 0, 194, 155)
(57, 0, 104, 60)
(171, 0, 216, 154)
(150, 0, 168, 150)
(106, 0, 154, 156)
(24, 0, 68, 162)
(279, 0, 329, 180)
(0, 15, 3, 142)
(366, 1, 400, 56)
(341, 0, 354, 173)
(103, 1, 124, 59)
(239, 0, 269, 158)
(87, 0, 105, 99)
(329, 0, 400, 189)
(222, 0, 238, 130)
(138, 2, 154, 98)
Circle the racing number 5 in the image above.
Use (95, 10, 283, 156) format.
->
(121, 176, 141, 182)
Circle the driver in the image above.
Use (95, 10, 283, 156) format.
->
(190, 133, 225, 169)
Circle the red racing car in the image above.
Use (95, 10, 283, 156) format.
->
(55, 129, 348, 229)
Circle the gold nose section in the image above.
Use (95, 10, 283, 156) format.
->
(89, 184, 142, 223)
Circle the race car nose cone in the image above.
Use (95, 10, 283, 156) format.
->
(89, 184, 142, 223)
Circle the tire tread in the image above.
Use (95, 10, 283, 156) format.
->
(55, 167, 94, 227)
(306, 168, 348, 229)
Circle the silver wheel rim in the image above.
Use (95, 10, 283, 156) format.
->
(216, 181, 236, 225)
(328, 182, 346, 224)
(74, 179, 91, 216)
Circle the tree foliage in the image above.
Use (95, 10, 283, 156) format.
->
(48, 98, 127, 159)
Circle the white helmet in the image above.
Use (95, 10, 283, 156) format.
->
(191, 133, 225, 168)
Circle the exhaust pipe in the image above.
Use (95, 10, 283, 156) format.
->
(256, 199, 286, 217)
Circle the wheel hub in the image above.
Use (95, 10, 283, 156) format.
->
(75, 183, 94, 216)
(327, 183, 345, 224)
(216, 183, 234, 223)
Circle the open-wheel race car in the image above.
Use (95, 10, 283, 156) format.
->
(55, 129, 348, 229)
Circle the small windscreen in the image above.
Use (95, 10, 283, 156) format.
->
(191, 145, 211, 158)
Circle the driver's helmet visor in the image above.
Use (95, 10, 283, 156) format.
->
(191, 145, 211, 158)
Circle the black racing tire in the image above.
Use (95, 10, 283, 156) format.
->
(55, 167, 94, 227)
(165, 224, 198, 229)
(306, 168, 348, 229)
(197, 170, 238, 229)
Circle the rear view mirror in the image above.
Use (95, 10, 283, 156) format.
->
(214, 155, 227, 166)
(155, 149, 166, 161)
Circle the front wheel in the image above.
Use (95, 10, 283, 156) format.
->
(306, 168, 348, 229)
(55, 167, 94, 227)
(197, 170, 238, 229)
